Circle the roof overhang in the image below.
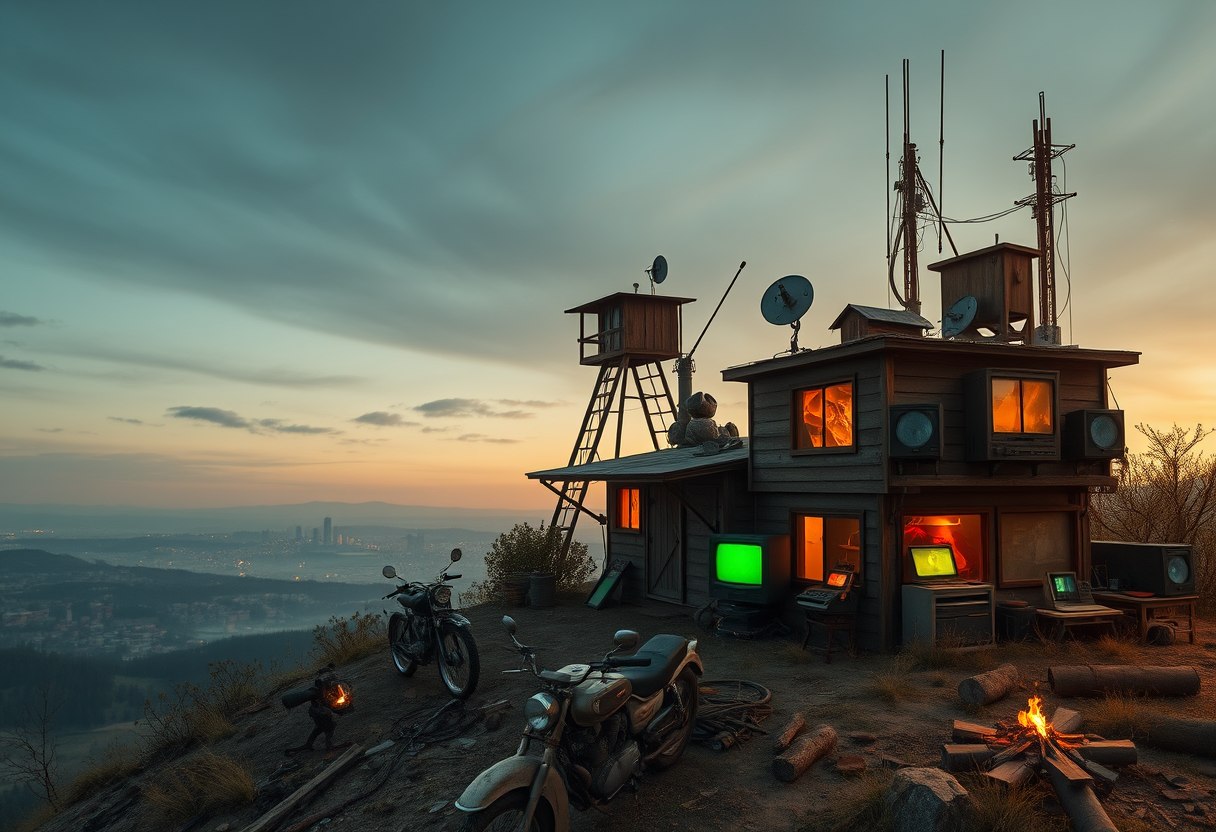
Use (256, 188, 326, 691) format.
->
(527, 442, 748, 483)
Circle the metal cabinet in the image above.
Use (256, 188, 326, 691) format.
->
(902, 583, 994, 646)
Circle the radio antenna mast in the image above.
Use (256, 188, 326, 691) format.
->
(1013, 91, 1075, 345)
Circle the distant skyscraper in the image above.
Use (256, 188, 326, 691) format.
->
(295, 525, 302, 541)
(312, 528, 319, 544)
(323, 517, 333, 546)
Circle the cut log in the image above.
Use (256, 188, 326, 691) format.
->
(957, 663, 1020, 706)
(240, 743, 363, 832)
(1044, 758, 1118, 832)
(1050, 707, 1083, 733)
(1142, 715, 1216, 758)
(772, 724, 837, 783)
(773, 712, 807, 753)
(941, 743, 994, 772)
(1048, 665, 1200, 698)
(1043, 748, 1091, 784)
(988, 739, 1034, 767)
(951, 719, 997, 743)
(986, 756, 1038, 789)
(1077, 739, 1138, 767)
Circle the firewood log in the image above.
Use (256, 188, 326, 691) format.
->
(1141, 715, 1216, 758)
(1076, 739, 1137, 767)
(1047, 665, 1200, 698)
(957, 663, 1020, 706)
(1044, 757, 1118, 832)
(941, 743, 994, 772)
(773, 712, 807, 753)
(951, 719, 997, 743)
(772, 724, 837, 783)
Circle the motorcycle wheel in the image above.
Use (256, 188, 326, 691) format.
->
(459, 790, 554, 832)
(648, 667, 699, 770)
(388, 614, 418, 677)
(436, 624, 480, 700)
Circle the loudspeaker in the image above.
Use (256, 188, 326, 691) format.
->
(889, 404, 942, 460)
(1091, 541, 1194, 596)
(1064, 409, 1125, 460)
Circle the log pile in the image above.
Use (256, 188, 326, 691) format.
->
(940, 696, 1137, 832)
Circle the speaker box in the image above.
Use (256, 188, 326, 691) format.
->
(1091, 541, 1194, 596)
(1064, 409, 1125, 460)
(889, 404, 943, 460)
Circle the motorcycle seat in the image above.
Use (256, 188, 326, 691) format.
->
(616, 634, 689, 698)
(396, 589, 429, 610)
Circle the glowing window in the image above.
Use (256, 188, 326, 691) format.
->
(795, 515, 861, 581)
(614, 487, 640, 530)
(794, 382, 854, 450)
(991, 377, 1053, 434)
(902, 514, 985, 582)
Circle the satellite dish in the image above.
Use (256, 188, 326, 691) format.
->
(646, 255, 668, 287)
(760, 275, 814, 325)
(941, 295, 978, 338)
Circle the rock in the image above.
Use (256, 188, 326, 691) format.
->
(836, 754, 867, 775)
(215, 824, 231, 832)
(884, 767, 969, 832)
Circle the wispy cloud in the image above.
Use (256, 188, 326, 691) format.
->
(0, 355, 44, 371)
(107, 416, 147, 425)
(63, 347, 364, 389)
(414, 398, 537, 419)
(353, 411, 418, 427)
(0, 311, 42, 327)
(454, 433, 519, 444)
(167, 406, 338, 436)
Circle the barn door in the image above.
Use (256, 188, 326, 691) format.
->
(646, 488, 684, 602)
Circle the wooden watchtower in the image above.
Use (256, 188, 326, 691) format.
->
(548, 292, 693, 558)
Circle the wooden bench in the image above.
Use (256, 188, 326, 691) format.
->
(1034, 608, 1122, 642)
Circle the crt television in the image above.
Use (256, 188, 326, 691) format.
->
(963, 369, 1061, 462)
(709, 533, 791, 606)
(1092, 541, 1195, 596)
(907, 544, 960, 583)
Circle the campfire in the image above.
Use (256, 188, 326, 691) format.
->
(322, 680, 353, 712)
(944, 694, 1138, 832)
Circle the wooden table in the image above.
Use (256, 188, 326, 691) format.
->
(1093, 593, 1198, 644)
(1034, 608, 1122, 642)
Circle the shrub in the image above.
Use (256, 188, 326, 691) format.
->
(311, 611, 385, 668)
(464, 522, 598, 604)
(140, 751, 254, 826)
(63, 742, 142, 805)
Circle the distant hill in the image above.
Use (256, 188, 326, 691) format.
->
(0, 500, 547, 536)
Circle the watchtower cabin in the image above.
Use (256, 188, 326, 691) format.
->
(529, 238, 1139, 653)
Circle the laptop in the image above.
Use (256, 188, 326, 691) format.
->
(1043, 571, 1116, 613)
(908, 544, 962, 584)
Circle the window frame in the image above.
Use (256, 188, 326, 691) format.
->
(900, 510, 990, 584)
(612, 486, 642, 533)
(792, 511, 863, 584)
(790, 377, 857, 455)
(995, 507, 1080, 588)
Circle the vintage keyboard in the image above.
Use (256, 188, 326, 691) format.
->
(796, 586, 859, 613)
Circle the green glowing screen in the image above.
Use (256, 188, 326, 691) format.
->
(715, 542, 764, 585)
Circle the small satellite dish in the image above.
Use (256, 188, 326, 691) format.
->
(761, 275, 814, 325)
(646, 255, 668, 285)
(941, 295, 978, 338)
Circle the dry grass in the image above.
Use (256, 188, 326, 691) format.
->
(140, 687, 237, 759)
(1083, 692, 1155, 740)
(775, 642, 816, 665)
(1090, 633, 1141, 663)
(311, 610, 386, 668)
(140, 751, 255, 826)
(797, 769, 894, 832)
(897, 638, 995, 673)
(962, 779, 1067, 832)
(870, 671, 922, 704)
(63, 743, 143, 805)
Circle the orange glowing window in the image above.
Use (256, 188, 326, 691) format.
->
(795, 515, 860, 581)
(615, 487, 640, 530)
(991, 378, 1053, 434)
(795, 382, 854, 449)
(902, 514, 985, 582)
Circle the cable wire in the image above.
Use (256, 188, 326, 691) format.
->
(693, 679, 773, 751)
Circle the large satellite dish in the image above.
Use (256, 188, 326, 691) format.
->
(761, 275, 814, 325)
(941, 295, 978, 339)
(761, 275, 814, 354)
(645, 254, 668, 290)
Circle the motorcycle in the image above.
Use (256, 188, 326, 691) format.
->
(455, 615, 703, 831)
(382, 548, 480, 700)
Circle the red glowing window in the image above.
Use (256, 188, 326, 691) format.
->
(795, 515, 861, 582)
(991, 377, 1053, 434)
(902, 514, 984, 582)
(794, 382, 854, 450)
(614, 487, 640, 531)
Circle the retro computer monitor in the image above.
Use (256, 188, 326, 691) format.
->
(1091, 541, 1195, 596)
(907, 544, 960, 583)
(1045, 571, 1085, 605)
(708, 533, 791, 606)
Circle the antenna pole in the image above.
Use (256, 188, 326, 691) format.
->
(938, 49, 945, 255)
(885, 73, 891, 277)
(677, 260, 746, 413)
(900, 59, 920, 315)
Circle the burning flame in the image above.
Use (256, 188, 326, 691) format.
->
(324, 682, 351, 710)
(1018, 695, 1050, 738)
(332, 684, 348, 706)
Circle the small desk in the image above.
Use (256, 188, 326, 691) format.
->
(1034, 608, 1122, 642)
(1093, 593, 1198, 644)
(800, 611, 857, 663)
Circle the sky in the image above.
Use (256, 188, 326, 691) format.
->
(2, 1, 1214, 513)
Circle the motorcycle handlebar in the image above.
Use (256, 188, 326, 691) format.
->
(445, 573, 462, 580)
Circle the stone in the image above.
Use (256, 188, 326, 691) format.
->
(884, 767, 969, 832)
(836, 754, 867, 775)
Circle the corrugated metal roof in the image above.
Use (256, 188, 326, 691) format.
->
(828, 304, 933, 330)
(527, 441, 748, 482)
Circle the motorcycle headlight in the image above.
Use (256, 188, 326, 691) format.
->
(433, 586, 452, 607)
(524, 692, 559, 732)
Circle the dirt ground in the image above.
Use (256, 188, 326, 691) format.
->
(42, 596, 1216, 832)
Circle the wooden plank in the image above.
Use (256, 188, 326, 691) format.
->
(1043, 748, 1092, 784)
(240, 742, 363, 832)
(951, 719, 997, 743)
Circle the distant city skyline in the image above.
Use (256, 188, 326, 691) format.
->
(3, 2, 1214, 510)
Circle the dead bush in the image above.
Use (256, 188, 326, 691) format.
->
(140, 751, 254, 826)
(311, 610, 385, 668)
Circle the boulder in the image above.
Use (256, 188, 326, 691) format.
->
(884, 767, 969, 832)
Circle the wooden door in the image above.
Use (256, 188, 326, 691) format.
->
(647, 488, 684, 602)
